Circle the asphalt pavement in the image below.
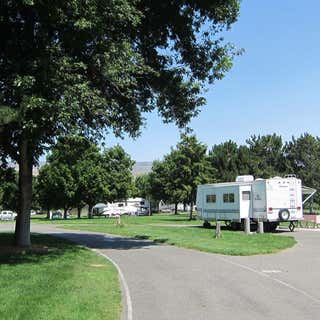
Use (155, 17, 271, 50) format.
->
(1, 223, 320, 320)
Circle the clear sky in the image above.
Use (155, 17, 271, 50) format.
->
(104, 0, 320, 162)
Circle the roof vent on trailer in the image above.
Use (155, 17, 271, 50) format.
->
(235, 175, 254, 182)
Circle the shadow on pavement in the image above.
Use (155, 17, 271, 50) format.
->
(48, 231, 159, 250)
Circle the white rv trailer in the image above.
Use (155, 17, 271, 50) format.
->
(196, 175, 315, 231)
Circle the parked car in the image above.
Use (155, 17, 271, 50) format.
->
(51, 210, 63, 219)
(0, 210, 17, 221)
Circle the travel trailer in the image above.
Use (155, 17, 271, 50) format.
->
(91, 198, 150, 217)
(196, 175, 316, 231)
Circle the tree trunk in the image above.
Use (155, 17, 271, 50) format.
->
(148, 198, 151, 216)
(183, 202, 186, 212)
(63, 208, 68, 219)
(15, 138, 32, 247)
(46, 208, 50, 219)
(77, 207, 81, 219)
(189, 202, 194, 220)
(174, 203, 178, 215)
(88, 204, 93, 218)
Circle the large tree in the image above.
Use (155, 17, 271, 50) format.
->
(285, 134, 320, 200)
(208, 140, 240, 182)
(173, 134, 212, 219)
(246, 134, 288, 178)
(37, 162, 76, 218)
(150, 134, 212, 218)
(37, 136, 134, 218)
(0, 0, 240, 246)
(102, 145, 135, 202)
(133, 174, 152, 199)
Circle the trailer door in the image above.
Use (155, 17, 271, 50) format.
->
(240, 187, 251, 219)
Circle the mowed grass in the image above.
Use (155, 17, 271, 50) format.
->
(0, 233, 121, 320)
(40, 213, 297, 256)
(31, 212, 201, 225)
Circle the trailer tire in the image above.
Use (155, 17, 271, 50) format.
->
(279, 209, 290, 221)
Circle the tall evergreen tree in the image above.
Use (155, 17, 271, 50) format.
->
(285, 134, 320, 198)
(208, 140, 239, 182)
(246, 134, 288, 178)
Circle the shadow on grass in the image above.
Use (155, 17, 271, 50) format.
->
(191, 225, 231, 230)
(0, 233, 82, 266)
(155, 217, 199, 223)
(192, 224, 292, 234)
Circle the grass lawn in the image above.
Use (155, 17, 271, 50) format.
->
(34, 213, 297, 256)
(31, 212, 201, 225)
(0, 233, 121, 320)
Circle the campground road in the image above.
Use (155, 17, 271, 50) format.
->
(1, 223, 320, 320)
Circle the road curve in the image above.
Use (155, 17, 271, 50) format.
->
(2, 223, 320, 320)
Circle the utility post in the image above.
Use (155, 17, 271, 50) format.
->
(215, 221, 222, 238)
(244, 218, 250, 234)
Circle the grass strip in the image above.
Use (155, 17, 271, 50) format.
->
(59, 222, 296, 256)
(0, 233, 121, 320)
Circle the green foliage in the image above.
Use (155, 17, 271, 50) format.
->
(36, 136, 134, 214)
(102, 145, 135, 201)
(0, 166, 18, 211)
(246, 134, 287, 178)
(208, 140, 240, 182)
(0, 0, 241, 163)
(285, 133, 320, 201)
(149, 134, 212, 215)
(37, 162, 76, 212)
(208, 134, 289, 182)
(133, 174, 152, 199)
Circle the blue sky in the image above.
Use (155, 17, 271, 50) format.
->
(105, 0, 320, 162)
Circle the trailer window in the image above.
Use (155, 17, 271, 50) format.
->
(242, 191, 250, 201)
(206, 195, 216, 203)
(223, 193, 235, 203)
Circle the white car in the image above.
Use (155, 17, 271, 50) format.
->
(0, 210, 17, 221)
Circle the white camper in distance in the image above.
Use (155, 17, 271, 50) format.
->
(196, 175, 315, 231)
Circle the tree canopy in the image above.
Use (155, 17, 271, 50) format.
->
(0, 0, 241, 246)
(149, 134, 212, 218)
(285, 133, 320, 202)
(37, 135, 134, 218)
(0, 166, 18, 211)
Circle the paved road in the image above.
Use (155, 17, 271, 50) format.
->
(1, 223, 320, 320)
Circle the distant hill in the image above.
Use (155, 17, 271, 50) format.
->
(132, 161, 153, 176)
(7, 161, 153, 177)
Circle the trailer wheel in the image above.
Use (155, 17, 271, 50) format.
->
(279, 209, 290, 221)
(203, 221, 211, 228)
